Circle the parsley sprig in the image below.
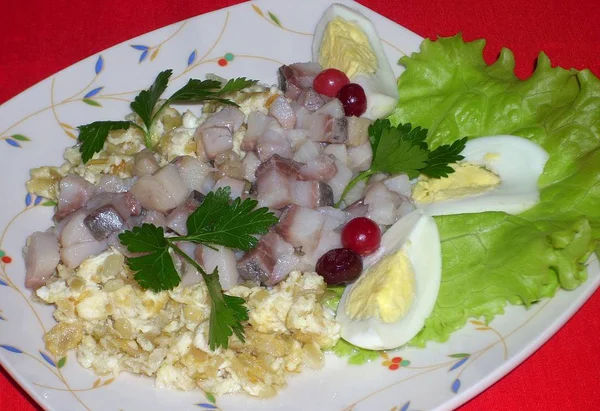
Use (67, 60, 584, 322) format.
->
(77, 70, 257, 162)
(337, 120, 468, 206)
(118, 187, 278, 350)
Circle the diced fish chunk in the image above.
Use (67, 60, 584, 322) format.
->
(24, 231, 60, 289)
(84, 206, 126, 241)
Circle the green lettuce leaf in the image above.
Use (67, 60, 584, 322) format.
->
(330, 338, 381, 365)
(388, 35, 600, 346)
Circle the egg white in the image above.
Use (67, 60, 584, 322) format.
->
(415, 135, 549, 216)
(312, 3, 399, 120)
(336, 210, 442, 350)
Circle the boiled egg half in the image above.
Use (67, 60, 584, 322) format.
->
(336, 210, 442, 350)
(312, 3, 399, 120)
(412, 135, 550, 216)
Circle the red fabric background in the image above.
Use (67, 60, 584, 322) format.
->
(1, 0, 600, 409)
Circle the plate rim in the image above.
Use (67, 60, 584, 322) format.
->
(439, 263, 600, 411)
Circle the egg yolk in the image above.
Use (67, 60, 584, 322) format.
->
(318, 17, 378, 79)
(412, 162, 500, 204)
(345, 248, 415, 323)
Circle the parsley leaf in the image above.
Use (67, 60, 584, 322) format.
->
(205, 270, 248, 350)
(215, 77, 258, 96)
(167, 79, 223, 102)
(337, 120, 468, 206)
(183, 187, 279, 250)
(118, 224, 180, 292)
(167, 77, 257, 105)
(421, 137, 468, 178)
(77, 121, 131, 163)
(130, 70, 173, 132)
(76, 69, 258, 163)
(369, 119, 429, 178)
(371, 130, 429, 178)
(118, 187, 277, 349)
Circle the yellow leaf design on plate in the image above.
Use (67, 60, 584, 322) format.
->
(150, 48, 159, 61)
(65, 130, 77, 139)
(103, 377, 115, 386)
(60, 122, 75, 130)
(475, 327, 491, 331)
(470, 320, 486, 326)
(251, 4, 264, 17)
(92, 378, 101, 388)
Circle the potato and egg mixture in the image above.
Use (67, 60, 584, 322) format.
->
(38, 251, 338, 397)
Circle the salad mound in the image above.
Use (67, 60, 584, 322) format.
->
(389, 34, 600, 346)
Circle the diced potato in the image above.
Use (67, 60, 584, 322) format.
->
(346, 116, 371, 147)
(44, 322, 84, 357)
(26, 166, 63, 199)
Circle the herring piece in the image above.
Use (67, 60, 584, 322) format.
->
(85, 192, 142, 220)
(96, 175, 138, 193)
(326, 158, 353, 203)
(56, 174, 96, 220)
(130, 164, 190, 212)
(278, 62, 323, 98)
(276, 205, 325, 254)
(364, 182, 403, 226)
(297, 88, 325, 111)
(130, 209, 167, 228)
(237, 232, 299, 286)
(59, 210, 97, 247)
(237, 241, 273, 284)
(198, 126, 233, 160)
(383, 174, 411, 197)
(317, 206, 347, 230)
(199, 245, 240, 291)
(243, 111, 273, 151)
(58, 210, 109, 268)
(173, 156, 214, 195)
(24, 231, 60, 289)
(299, 154, 338, 181)
(347, 142, 373, 172)
(269, 96, 297, 129)
(315, 98, 345, 119)
(284, 129, 310, 150)
(292, 181, 334, 208)
(344, 200, 369, 220)
(255, 155, 301, 209)
(199, 106, 245, 133)
(133, 149, 160, 177)
(324, 116, 348, 144)
(323, 143, 348, 164)
(60, 239, 108, 269)
(213, 177, 246, 200)
(293, 140, 322, 163)
(165, 191, 204, 235)
(256, 128, 293, 162)
(242, 151, 261, 183)
(84, 206, 126, 241)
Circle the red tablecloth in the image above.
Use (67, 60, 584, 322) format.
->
(2, 0, 600, 410)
